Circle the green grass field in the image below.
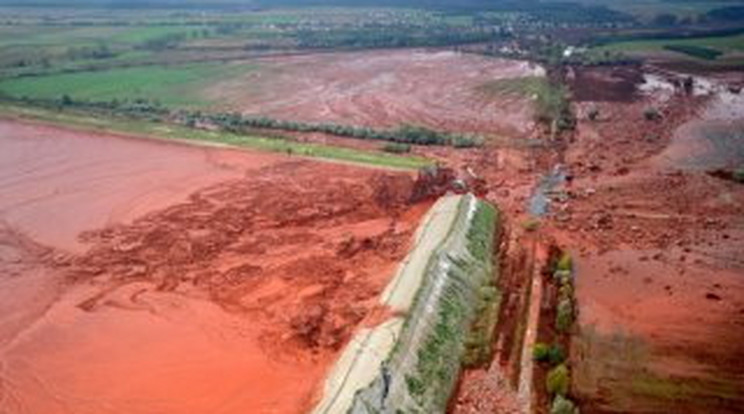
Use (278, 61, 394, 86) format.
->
(558, 0, 737, 21)
(0, 102, 431, 170)
(596, 33, 744, 57)
(0, 25, 200, 48)
(0, 63, 251, 107)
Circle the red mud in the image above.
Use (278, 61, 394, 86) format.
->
(452, 67, 744, 413)
(553, 74, 744, 413)
(0, 119, 429, 414)
(0, 120, 270, 253)
(205, 49, 539, 137)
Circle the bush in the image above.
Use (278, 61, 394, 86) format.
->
(546, 364, 570, 396)
(556, 298, 574, 333)
(733, 168, 744, 183)
(383, 142, 412, 154)
(551, 395, 579, 414)
(534, 343, 565, 365)
(547, 344, 566, 365)
(553, 269, 571, 284)
(452, 135, 481, 148)
(533, 343, 550, 362)
(587, 107, 600, 121)
(558, 282, 574, 300)
(60, 94, 73, 106)
(644, 107, 662, 121)
(556, 253, 573, 272)
(522, 218, 540, 232)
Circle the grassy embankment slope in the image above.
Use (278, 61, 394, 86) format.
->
(0, 103, 431, 170)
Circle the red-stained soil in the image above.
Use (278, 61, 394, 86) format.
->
(0, 119, 429, 414)
(205, 49, 540, 137)
(550, 71, 744, 413)
(0, 120, 270, 253)
(451, 65, 744, 414)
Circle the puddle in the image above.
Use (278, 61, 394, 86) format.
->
(528, 164, 566, 217)
(657, 76, 744, 170)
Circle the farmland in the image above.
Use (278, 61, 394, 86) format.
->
(596, 32, 744, 57)
(0, 63, 250, 107)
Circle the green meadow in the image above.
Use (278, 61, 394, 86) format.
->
(0, 63, 251, 108)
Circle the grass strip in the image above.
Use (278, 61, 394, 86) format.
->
(0, 102, 432, 170)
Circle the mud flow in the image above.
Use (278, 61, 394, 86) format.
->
(560, 72, 744, 413)
(205, 50, 540, 137)
(0, 120, 428, 414)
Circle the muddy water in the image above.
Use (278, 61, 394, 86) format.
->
(0, 120, 267, 253)
(0, 121, 303, 414)
(653, 77, 744, 170)
(0, 120, 421, 414)
(1, 283, 325, 414)
(527, 164, 566, 217)
(570, 73, 744, 413)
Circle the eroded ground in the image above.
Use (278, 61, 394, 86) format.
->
(556, 71, 744, 413)
(0, 120, 428, 414)
(448, 64, 744, 414)
(205, 49, 540, 137)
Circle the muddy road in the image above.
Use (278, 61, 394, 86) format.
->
(0, 119, 429, 414)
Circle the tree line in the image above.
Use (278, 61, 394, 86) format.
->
(3, 94, 481, 148)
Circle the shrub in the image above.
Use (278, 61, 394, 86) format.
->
(551, 395, 579, 414)
(547, 344, 566, 365)
(453, 135, 481, 148)
(558, 282, 574, 300)
(587, 107, 599, 121)
(546, 364, 570, 396)
(383, 142, 412, 154)
(556, 253, 573, 272)
(533, 343, 550, 362)
(733, 168, 744, 183)
(644, 107, 662, 121)
(556, 298, 574, 333)
(60, 94, 73, 106)
(534, 343, 565, 365)
(553, 269, 571, 284)
(522, 218, 540, 232)
(395, 124, 449, 145)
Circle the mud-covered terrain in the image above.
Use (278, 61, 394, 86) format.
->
(206, 50, 541, 137)
(0, 120, 429, 414)
(555, 70, 744, 413)
(444, 64, 744, 414)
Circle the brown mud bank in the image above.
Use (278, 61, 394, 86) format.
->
(205, 49, 541, 137)
(0, 119, 430, 414)
(557, 71, 744, 413)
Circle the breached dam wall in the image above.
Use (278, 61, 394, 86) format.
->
(313, 194, 500, 414)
